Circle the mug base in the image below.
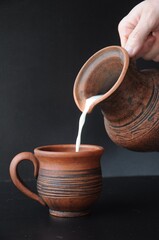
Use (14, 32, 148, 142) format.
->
(49, 209, 90, 218)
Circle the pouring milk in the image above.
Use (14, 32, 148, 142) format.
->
(75, 95, 103, 152)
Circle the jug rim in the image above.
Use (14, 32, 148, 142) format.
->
(73, 45, 129, 113)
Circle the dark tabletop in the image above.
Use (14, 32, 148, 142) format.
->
(1, 176, 159, 240)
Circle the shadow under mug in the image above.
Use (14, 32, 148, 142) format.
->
(9, 144, 104, 217)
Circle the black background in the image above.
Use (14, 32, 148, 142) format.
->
(1, 0, 159, 181)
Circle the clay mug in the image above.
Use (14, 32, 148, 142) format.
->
(73, 45, 159, 152)
(9, 144, 104, 217)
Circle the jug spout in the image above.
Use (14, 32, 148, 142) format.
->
(73, 45, 159, 152)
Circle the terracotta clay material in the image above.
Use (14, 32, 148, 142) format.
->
(73, 45, 159, 151)
(9, 144, 104, 217)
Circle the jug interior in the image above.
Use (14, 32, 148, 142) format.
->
(73, 46, 128, 111)
(84, 57, 123, 96)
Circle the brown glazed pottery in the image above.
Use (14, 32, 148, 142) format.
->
(73, 45, 159, 151)
(9, 144, 104, 217)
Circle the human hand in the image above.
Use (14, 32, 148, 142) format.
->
(118, 0, 159, 61)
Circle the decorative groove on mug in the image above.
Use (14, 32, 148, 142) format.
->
(37, 168, 102, 198)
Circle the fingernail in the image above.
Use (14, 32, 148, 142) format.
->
(125, 45, 134, 56)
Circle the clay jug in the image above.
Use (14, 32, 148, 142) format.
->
(73, 45, 159, 152)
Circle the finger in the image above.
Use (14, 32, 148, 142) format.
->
(125, 20, 153, 57)
(142, 35, 159, 60)
(135, 34, 156, 58)
(118, 17, 133, 47)
(124, 4, 157, 58)
(118, 2, 145, 50)
(153, 54, 159, 62)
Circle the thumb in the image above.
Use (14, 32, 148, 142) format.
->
(125, 18, 152, 57)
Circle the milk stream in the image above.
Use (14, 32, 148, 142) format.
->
(75, 95, 103, 152)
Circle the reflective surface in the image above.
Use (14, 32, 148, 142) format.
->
(1, 177, 159, 240)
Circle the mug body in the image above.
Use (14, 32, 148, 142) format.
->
(35, 144, 104, 217)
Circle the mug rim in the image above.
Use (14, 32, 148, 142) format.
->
(34, 144, 104, 157)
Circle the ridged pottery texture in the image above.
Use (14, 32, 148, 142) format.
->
(73, 45, 159, 151)
(9, 144, 104, 217)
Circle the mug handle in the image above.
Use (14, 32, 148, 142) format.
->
(9, 152, 45, 206)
